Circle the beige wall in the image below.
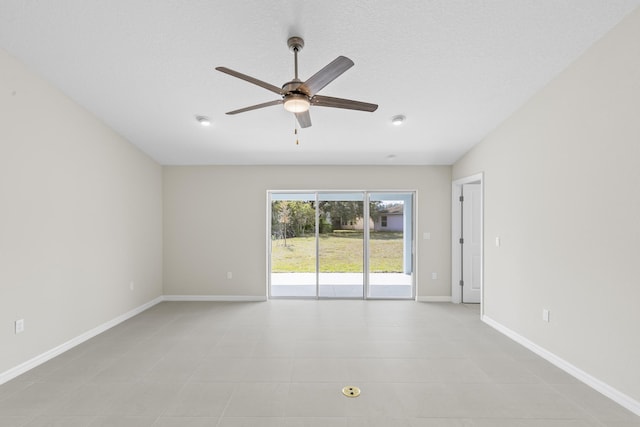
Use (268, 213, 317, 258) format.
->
(163, 165, 451, 298)
(0, 49, 163, 375)
(453, 8, 640, 403)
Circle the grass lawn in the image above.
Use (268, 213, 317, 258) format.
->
(271, 231, 403, 273)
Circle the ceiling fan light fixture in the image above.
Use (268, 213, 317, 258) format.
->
(283, 94, 310, 113)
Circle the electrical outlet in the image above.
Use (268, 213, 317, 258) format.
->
(129, 281, 135, 291)
(423, 232, 431, 240)
(227, 272, 233, 279)
(15, 319, 24, 334)
(431, 272, 438, 280)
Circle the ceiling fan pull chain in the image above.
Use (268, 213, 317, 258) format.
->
(294, 118, 300, 146)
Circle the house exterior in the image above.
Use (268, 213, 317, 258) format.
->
(342, 204, 404, 232)
(373, 204, 403, 232)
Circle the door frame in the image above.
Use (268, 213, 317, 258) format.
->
(267, 190, 416, 300)
(451, 173, 484, 309)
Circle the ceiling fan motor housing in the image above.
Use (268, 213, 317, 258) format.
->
(282, 76, 311, 113)
(282, 80, 308, 95)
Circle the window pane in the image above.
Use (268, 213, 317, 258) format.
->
(368, 193, 414, 298)
(270, 195, 316, 297)
(318, 193, 364, 298)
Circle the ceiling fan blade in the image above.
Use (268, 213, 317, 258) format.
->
(216, 67, 284, 95)
(226, 99, 283, 115)
(298, 56, 354, 96)
(295, 110, 312, 128)
(311, 95, 378, 112)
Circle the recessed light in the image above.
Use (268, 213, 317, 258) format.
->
(391, 115, 405, 126)
(387, 154, 397, 161)
(196, 115, 211, 126)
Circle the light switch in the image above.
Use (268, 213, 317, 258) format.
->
(15, 319, 24, 334)
(542, 309, 550, 322)
(495, 236, 501, 247)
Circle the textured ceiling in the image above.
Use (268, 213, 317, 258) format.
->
(1, 1, 639, 165)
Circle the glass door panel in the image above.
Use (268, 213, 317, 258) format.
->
(270, 193, 317, 297)
(318, 192, 364, 298)
(368, 193, 414, 298)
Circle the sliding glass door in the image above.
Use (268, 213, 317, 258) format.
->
(368, 193, 414, 298)
(270, 193, 316, 297)
(318, 193, 364, 298)
(269, 191, 414, 299)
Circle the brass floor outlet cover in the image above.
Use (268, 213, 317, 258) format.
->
(342, 386, 361, 397)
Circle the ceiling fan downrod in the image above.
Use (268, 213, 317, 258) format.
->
(288, 37, 304, 81)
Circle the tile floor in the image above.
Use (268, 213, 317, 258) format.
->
(0, 301, 638, 426)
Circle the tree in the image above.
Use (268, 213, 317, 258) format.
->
(369, 201, 384, 224)
(319, 201, 363, 230)
(271, 200, 316, 243)
(288, 201, 315, 236)
(278, 202, 291, 246)
(272, 199, 390, 237)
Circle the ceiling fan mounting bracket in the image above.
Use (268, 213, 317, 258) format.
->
(287, 36, 304, 53)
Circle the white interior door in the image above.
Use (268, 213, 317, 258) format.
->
(462, 184, 481, 303)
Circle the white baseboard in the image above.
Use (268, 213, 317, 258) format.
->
(417, 296, 452, 302)
(162, 295, 267, 302)
(0, 295, 268, 385)
(482, 315, 640, 417)
(0, 296, 163, 386)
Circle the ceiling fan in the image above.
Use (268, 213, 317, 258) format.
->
(216, 37, 378, 128)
